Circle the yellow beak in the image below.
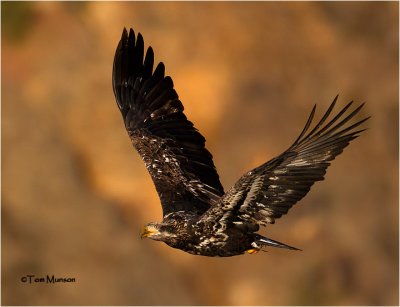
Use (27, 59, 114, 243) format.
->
(140, 225, 159, 238)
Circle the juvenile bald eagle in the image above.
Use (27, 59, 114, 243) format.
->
(112, 27, 369, 257)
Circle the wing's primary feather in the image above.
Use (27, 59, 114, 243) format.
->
(202, 96, 369, 226)
(112, 28, 224, 216)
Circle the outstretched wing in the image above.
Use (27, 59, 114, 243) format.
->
(112, 28, 224, 216)
(202, 96, 369, 226)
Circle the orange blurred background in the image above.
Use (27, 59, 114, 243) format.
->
(1, 2, 398, 305)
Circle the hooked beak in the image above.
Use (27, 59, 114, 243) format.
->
(140, 225, 159, 239)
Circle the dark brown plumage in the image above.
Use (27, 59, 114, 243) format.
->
(112, 27, 369, 257)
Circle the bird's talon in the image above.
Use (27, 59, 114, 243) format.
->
(246, 249, 259, 254)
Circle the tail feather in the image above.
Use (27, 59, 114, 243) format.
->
(257, 236, 301, 251)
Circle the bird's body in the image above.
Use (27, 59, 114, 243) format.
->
(112, 27, 369, 257)
(142, 211, 292, 257)
(145, 212, 256, 257)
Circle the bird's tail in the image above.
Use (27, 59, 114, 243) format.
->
(256, 236, 301, 251)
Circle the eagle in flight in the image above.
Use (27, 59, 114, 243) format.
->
(112, 28, 369, 257)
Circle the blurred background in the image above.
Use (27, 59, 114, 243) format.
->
(1, 2, 398, 305)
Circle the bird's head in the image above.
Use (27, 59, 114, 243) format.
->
(140, 221, 179, 242)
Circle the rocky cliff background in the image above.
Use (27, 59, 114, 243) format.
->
(2, 2, 398, 305)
